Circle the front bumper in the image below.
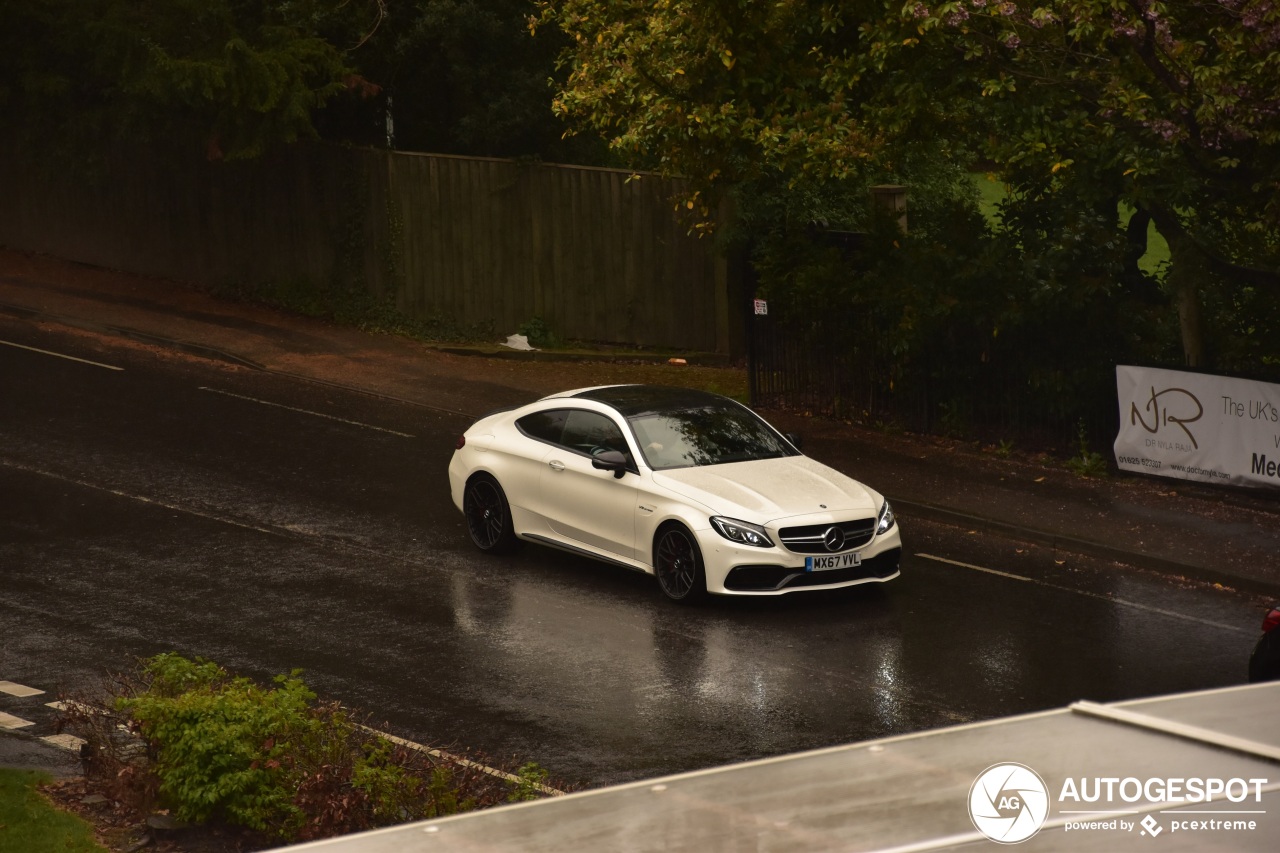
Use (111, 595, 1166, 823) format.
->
(697, 523, 902, 596)
(723, 549, 901, 592)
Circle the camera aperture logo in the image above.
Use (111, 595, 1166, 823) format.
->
(969, 763, 1050, 844)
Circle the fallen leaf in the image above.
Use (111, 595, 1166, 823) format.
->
(1034, 476, 1045, 482)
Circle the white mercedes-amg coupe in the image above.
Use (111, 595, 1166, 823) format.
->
(448, 385, 901, 602)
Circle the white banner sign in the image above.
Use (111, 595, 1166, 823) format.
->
(1114, 365, 1280, 489)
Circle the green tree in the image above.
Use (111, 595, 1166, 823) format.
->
(0, 0, 601, 164)
(894, 0, 1280, 367)
(328, 0, 603, 160)
(0, 0, 384, 161)
(540, 0, 1280, 367)
(536, 0, 911, 226)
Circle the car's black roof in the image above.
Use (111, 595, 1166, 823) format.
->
(570, 385, 737, 417)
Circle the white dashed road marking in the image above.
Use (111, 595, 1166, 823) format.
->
(916, 552, 1248, 633)
(1, 681, 86, 750)
(41, 733, 87, 751)
(0, 338, 124, 371)
(0, 711, 35, 729)
(199, 386, 415, 438)
(2, 457, 316, 540)
(0, 680, 45, 697)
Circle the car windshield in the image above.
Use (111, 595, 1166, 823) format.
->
(628, 404, 796, 469)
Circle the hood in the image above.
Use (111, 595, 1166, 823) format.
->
(652, 456, 880, 522)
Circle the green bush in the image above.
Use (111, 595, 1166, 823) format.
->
(508, 762, 552, 802)
(119, 654, 333, 836)
(517, 315, 561, 348)
(66, 653, 557, 843)
(1064, 420, 1109, 479)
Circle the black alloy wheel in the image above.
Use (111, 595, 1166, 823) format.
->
(463, 474, 517, 553)
(1249, 628, 1280, 683)
(654, 524, 707, 603)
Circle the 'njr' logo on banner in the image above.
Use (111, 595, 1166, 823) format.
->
(1129, 386, 1202, 449)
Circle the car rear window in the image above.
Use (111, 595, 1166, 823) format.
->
(516, 409, 569, 444)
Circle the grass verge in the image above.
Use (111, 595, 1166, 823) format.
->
(970, 172, 1169, 273)
(0, 768, 107, 853)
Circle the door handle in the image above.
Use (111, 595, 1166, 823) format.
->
(548, 460, 565, 472)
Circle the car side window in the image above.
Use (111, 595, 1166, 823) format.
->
(562, 410, 630, 459)
(518, 408, 632, 465)
(517, 409, 569, 445)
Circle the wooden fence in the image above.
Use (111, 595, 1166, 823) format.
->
(0, 141, 734, 353)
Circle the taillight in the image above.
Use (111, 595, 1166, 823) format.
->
(1262, 606, 1280, 634)
(455, 435, 466, 450)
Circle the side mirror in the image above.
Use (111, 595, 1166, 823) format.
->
(591, 449, 629, 478)
(785, 432, 803, 451)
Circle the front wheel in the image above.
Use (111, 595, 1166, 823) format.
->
(1249, 628, 1280, 683)
(463, 474, 518, 554)
(654, 524, 707, 603)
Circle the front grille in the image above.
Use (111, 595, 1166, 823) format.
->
(778, 518, 876, 554)
(724, 549, 900, 592)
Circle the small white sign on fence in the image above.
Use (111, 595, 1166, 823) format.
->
(753, 299, 768, 316)
(1113, 364, 1280, 489)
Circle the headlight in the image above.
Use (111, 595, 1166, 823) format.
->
(876, 499, 895, 535)
(711, 517, 774, 548)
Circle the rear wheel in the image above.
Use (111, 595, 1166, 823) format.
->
(654, 523, 707, 603)
(463, 474, 517, 553)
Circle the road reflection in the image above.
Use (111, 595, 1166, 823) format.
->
(445, 562, 909, 780)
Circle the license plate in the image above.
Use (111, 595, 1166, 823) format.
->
(805, 552, 862, 572)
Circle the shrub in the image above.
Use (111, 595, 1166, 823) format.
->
(118, 655, 324, 836)
(61, 654, 559, 843)
(1064, 420, 1109, 478)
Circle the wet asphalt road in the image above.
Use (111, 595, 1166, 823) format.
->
(0, 317, 1266, 787)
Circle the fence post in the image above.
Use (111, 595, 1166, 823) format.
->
(870, 185, 908, 234)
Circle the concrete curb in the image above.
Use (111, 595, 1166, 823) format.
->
(429, 344, 729, 366)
